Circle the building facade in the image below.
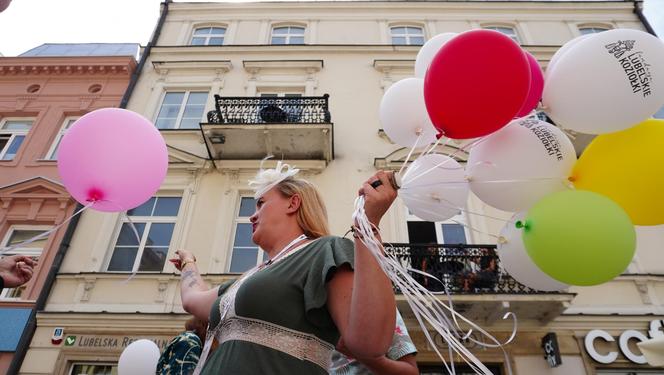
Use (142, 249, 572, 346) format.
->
(0, 44, 138, 373)
(18, 1, 664, 374)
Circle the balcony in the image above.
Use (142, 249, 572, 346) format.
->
(201, 95, 333, 169)
(385, 243, 575, 323)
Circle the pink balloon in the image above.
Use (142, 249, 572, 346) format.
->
(0, 0, 11, 13)
(515, 52, 544, 117)
(57, 108, 168, 212)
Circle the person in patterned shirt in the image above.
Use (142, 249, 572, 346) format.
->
(156, 317, 207, 375)
(329, 310, 419, 375)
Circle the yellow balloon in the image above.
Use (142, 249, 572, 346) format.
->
(572, 119, 664, 226)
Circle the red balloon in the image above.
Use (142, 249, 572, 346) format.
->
(0, 0, 11, 13)
(515, 51, 545, 117)
(424, 29, 530, 139)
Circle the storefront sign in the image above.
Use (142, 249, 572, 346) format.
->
(52, 327, 64, 345)
(584, 319, 664, 365)
(542, 332, 562, 367)
(60, 334, 170, 351)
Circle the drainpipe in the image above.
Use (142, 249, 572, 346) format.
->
(7, 2, 172, 373)
(7, 203, 83, 375)
(120, 0, 171, 109)
(634, 0, 658, 37)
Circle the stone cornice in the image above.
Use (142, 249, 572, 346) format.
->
(0, 56, 136, 76)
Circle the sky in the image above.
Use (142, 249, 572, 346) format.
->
(0, 0, 663, 56)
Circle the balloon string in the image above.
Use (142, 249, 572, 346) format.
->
(398, 133, 423, 176)
(401, 176, 574, 189)
(0, 201, 95, 257)
(401, 192, 516, 225)
(352, 195, 517, 375)
(403, 136, 488, 186)
(425, 135, 448, 155)
(94, 200, 145, 284)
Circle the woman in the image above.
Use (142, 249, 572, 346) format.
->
(171, 163, 398, 374)
(329, 309, 418, 375)
(156, 317, 207, 375)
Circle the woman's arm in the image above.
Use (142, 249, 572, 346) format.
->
(327, 170, 398, 360)
(171, 250, 219, 320)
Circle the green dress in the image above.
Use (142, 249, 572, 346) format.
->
(201, 236, 354, 375)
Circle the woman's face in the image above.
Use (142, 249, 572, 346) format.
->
(249, 188, 292, 247)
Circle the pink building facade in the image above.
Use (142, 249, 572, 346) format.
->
(0, 46, 137, 372)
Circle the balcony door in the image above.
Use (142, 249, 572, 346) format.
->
(406, 210, 469, 245)
(259, 92, 303, 123)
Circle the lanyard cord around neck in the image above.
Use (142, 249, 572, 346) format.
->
(264, 233, 308, 267)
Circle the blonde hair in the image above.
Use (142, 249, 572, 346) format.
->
(274, 177, 330, 239)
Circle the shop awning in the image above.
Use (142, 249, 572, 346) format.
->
(637, 336, 664, 366)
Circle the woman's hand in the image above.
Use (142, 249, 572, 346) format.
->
(358, 170, 398, 226)
(0, 255, 37, 288)
(169, 249, 196, 272)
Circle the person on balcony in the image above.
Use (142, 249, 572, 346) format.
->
(171, 162, 398, 375)
(0, 254, 36, 292)
(329, 309, 418, 375)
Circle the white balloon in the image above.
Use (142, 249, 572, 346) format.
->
(379, 78, 438, 148)
(400, 154, 469, 221)
(543, 28, 664, 134)
(118, 339, 160, 375)
(415, 32, 458, 78)
(544, 34, 592, 81)
(467, 118, 576, 212)
(498, 213, 569, 291)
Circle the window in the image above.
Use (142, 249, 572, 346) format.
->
(0, 119, 32, 160)
(483, 26, 520, 43)
(271, 26, 305, 45)
(229, 197, 264, 273)
(390, 26, 425, 45)
(579, 26, 611, 35)
(155, 91, 208, 129)
(0, 227, 50, 299)
(107, 197, 181, 272)
(191, 27, 226, 46)
(69, 363, 117, 375)
(46, 117, 77, 160)
(406, 210, 468, 245)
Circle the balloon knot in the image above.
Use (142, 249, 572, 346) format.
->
(86, 188, 104, 203)
(515, 220, 530, 231)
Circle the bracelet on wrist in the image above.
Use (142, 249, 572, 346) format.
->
(181, 259, 196, 269)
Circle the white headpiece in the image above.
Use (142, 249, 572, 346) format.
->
(248, 157, 300, 199)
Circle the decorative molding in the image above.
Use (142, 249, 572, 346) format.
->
(243, 60, 323, 75)
(156, 279, 170, 303)
(81, 278, 97, 302)
(151, 60, 233, 75)
(0, 63, 131, 76)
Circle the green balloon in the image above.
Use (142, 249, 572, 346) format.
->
(522, 190, 636, 286)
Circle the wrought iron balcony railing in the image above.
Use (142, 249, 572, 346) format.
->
(207, 95, 331, 124)
(384, 243, 550, 294)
